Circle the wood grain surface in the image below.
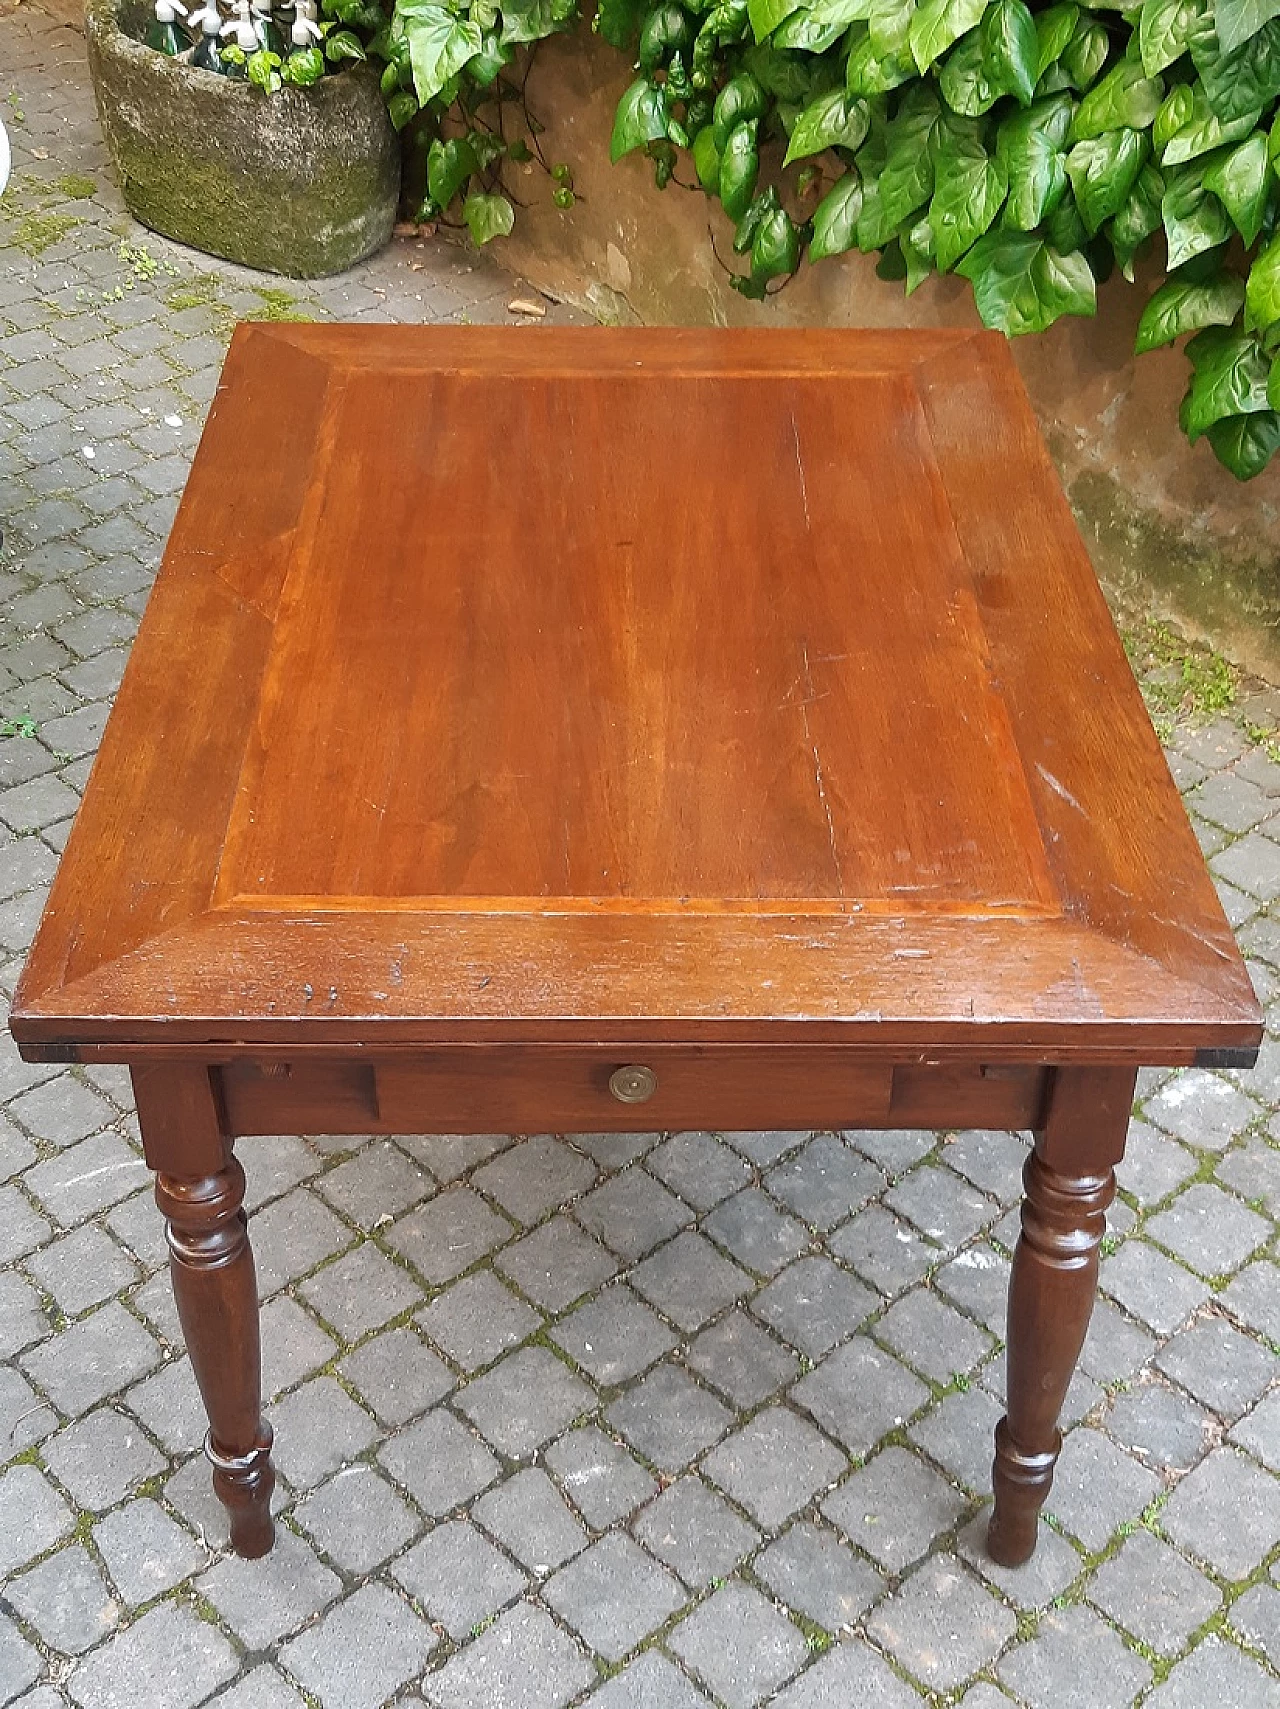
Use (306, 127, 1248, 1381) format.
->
(10, 326, 1261, 1065)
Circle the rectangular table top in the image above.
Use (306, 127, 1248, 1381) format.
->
(11, 326, 1261, 1064)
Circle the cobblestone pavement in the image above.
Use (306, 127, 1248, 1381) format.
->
(4, 7, 1280, 1707)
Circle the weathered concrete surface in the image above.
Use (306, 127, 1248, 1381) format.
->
(85, 0, 399, 276)
(495, 27, 1280, 677)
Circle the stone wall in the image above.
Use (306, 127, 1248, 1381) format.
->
(493, 27, 1280, 677)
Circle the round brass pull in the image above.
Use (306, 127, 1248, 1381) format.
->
(609, 1064, 658, 1104)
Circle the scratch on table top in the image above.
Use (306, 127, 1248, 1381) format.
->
(791, 412, 811, 534)
(1036, 763, 1085, 814)
(799, 642, 844, 899)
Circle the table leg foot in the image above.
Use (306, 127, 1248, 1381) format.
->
(155, 1155, 276, 1559)
(208, 1425, 276, 1558)
(987, 1069, 1132, 1567)
(988, 1420, 1059, 1565)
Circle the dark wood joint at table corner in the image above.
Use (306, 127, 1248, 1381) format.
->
(1194, 1045, 1261, 1070)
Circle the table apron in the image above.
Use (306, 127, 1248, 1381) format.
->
(213, 1050, 1050, 1138)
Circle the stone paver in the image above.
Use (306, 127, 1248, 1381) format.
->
(997, 1604, 1151, 1708)
(544, 1533, 684, 1662)
(868, 1554, 1016, 1692)
(393, 1518, 529, 1640)
(3, 18, 1280, 1701)
(422, 1603, 594, 1709)
(1089, 1529, 1220, 1654)
(277, 1584, 437, 1709)
(668, 1582, 808, 1709)
(632, 1474, 761, 1588)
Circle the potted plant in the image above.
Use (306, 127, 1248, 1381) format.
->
(85, 0, 400, 276)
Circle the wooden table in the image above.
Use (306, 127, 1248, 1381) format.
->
(11, 327, 1261, 1566)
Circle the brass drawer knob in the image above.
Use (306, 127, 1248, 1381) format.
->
(609, 1064, 658, 1104)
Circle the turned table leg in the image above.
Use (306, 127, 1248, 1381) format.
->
(132, 1064, 275, 1558)
(988, 1065, 1135, 1567)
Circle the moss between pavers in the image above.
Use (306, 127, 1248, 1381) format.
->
(84, 0, 399, 277)
(13, 209, 78, 255)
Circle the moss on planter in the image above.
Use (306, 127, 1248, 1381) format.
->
(85, 0, 399, 277)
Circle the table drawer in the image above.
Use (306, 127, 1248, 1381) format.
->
(375, 1048, 894, 1134)
(218, 1052, 1045, 1138)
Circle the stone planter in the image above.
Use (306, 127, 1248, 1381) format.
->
(85, 0, 400, 277)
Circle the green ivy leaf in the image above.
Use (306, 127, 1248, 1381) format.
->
(855, 176, 896, 247)
(611, 77, 670, 159)
(466, 27, 510, 83)
(712, 72, 768, 145)
(931, 122, 1009, 267)
(997, 93, 1073, 226)
(325, 26, 367, 58)
(1067, 128, 1150, 231)
(908, 0, 987, 72)
(639, 2, 690, 68)
(693, 124, 722, 190)
(809, 170, 864, 255)
(1070, 60, 1166, 139)
(386, 89, 419, 128)
(901, 211, 937, 286)
(773, 7, 853, 47)
(808, 0, 877, 24)
(733, 186, 776, 251)
(745, 40, 816, 97)
(874, 84, 944, 226)
(1062, 16, 1108, 87)
(719, 119, 761, 215)
(1159, 82, 1261, 163)
(1109, 162, 1167, 274)
(1206, 409, 1280, 475)
(427, 135, 479, 209)
(1135, 268, 1246, 348)
(845, 27, 916, 90)
(940, 31, 1003, 113)
(869, 0, 913, 56)
(1162, 164, 1234, 265)
(247, 47, 283, 89)
(1046, 187, 1088, 247)
(1203, 131, 1270, 242)
(1034, 1, 1079, 79)
(957, 227, 1097, 331)
(752, 201, 802, 277)
(399, 1, 482, 101)
(596, 0, 647, 48)
(982, 0, 1038, 102)
(1214, 0, 1280, 52)
(784, 89, 871, 160)
(282, 43, 326, 82)
(1191, 13, 1280, 119)
(500, 0, 574, 39)
(1139, 0, 1207, 73)
(749, 0, 804, 39)
(1154, 85, 1196, 154)
(1182, 326, 1271, 436)
(1247, 230, 1280, 327)
(463, 190, 515, 242)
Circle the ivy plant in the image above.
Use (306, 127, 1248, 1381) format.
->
(607, 0, 1280, 477)
(368, 0, 581, 239)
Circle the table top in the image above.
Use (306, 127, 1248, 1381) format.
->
(11, 326, 1261, 1064)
